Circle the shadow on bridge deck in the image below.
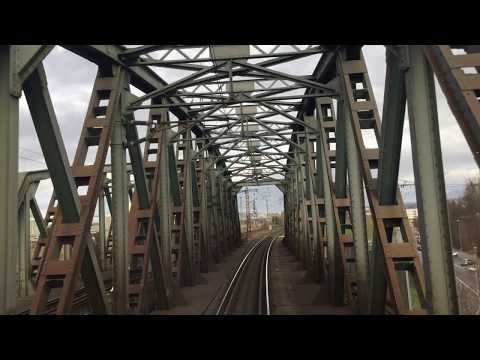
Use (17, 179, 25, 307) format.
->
(269, 239, 354, 315)
(152, 229, 273, 315)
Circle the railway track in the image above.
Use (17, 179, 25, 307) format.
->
(17, 277, 113, 315)
(19, 231, 282, 315)
(18, 289, 93, 315)
(216, 232, 279, 315)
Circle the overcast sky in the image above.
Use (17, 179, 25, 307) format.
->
(18, 45, 479, 216)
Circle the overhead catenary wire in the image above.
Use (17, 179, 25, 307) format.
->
(20, 146, 44, 158)
(19, 155, 46, 166)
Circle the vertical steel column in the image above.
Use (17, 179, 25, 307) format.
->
(318, 135, 338, 304)
(23, 64, 81, 223)
(316, 96, 364, 308)
(285, 175, 293, 251)
(18, 182, 36, 298)
(182, 128, 196, 281)
(172, 138, 193, 286)
(283, 180, 289, 246)
(0, 46, 19, 314)
(295, 144, 308, 266)
(293, 161, 302, 260)
(338, 47, 427, 314)
(370, 47, 407, 313)
(343, 97, 370, 313)
(314, 116, 327, 280)
(168, 141, 183, 285)
(111, 74, 130, 314)
(182, 130, 196, 282)
(190, 155, 203, 273)
(214, 170, 226, 257)
(227, 184, 235, 250)
(405, 45, 459, 314)
(98, 193, 106, 271)
(157, 125, 171, 277)
(423, 45, 480, 168)
(232, 189, 241, 244)
(221, 179, 231, 252)
(331, 98, 347, 305)
(286, 172, 294, 253)
(196, 142, 210, 272)
(204, 157, 215, 264)
(207, 164, 220, 262)
(18, 189, 29, 298)
(304, 115, 324, 282)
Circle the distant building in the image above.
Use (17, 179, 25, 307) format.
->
(405, 208, 420, 244)
(405, 208, 418, 220)
(28, 216, 112, 255)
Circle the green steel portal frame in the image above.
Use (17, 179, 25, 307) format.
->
(1, 45, 479, 315)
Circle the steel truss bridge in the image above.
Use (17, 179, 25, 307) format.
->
(1, 45, 479, 315)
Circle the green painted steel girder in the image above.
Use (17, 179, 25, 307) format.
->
(405, 45, 459, 315)
(23, 64, 81, 223)
(369, 47, 407, 314)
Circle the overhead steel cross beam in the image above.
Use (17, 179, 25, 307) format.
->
(228, 164, 285, 176)
(206, 142, 291, 171)
(177, 81, 329, 117)
(125, 52, 322, 111)
(424, 45, 480, 168)
(256, 134, 296, 163)
(65, 45, 223, 160)
(182, 79, 314, 110)
(256, 100, 318, 132)
(299, 48, 339, 118)
(228, 157, 285, 174)
(129, 61, 228, 107)
(235, 180, 285, 187)
(119, 45, 211, 60)
(244, 114, 304, 152)
(178, 84, 305, 97)
(64, 46, 190, 121)
(152, 48, 325, 74)
(62, 45, 214, 147)
(186, 102, 297, 120)
(231, 60, 337, 93)
(131, 93, 328, 109)
(231, 169, 285, 184)
(125, 46, 325, 66)
(217, 138, 243, 158)
(191, 119, 243, 160)
(23, 64, 80, 223)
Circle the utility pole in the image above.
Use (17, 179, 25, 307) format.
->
(252, 196, 257, 230)
(245, 188, 251, 238)
(239, 187, 257, 241)
(265, 197, 269, 217)
(474, 246, 480, 298)
(456, 219, 462, 251)
(262, 194, 270, 229)
(261, 193, 270, 218)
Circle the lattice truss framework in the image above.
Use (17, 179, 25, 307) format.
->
(2, 45, 480, 315)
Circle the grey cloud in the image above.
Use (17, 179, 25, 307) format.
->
(18, 45, 480, 212)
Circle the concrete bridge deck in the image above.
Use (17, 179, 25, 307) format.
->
(269, 238, 353, 315)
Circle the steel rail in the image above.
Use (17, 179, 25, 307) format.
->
(216, 232, 278, 315)
(17, 276, 113, 315)
(264, 236, 277, 315)
(215, 237, 265, 314)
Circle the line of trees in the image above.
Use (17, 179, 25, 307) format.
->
(408, 177, 480, 252)
(447, 178, 480, 252)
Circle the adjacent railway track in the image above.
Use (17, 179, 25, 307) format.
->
(18, 289, 96, 315)
(19, 231, 282, 315)
(216, 232, 279, 315)
(17, 276, 113, 315)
